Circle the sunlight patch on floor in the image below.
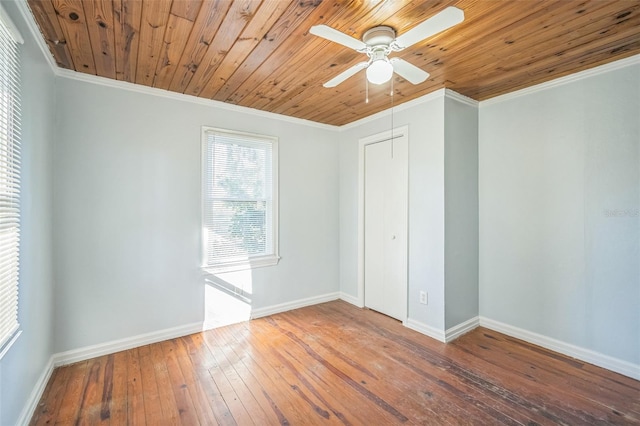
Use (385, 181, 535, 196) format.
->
(203, 284, 251, 330)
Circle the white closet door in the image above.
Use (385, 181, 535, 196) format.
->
(364, 135, 408, 321)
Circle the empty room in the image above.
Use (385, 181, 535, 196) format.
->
(0, 0, 638, 424)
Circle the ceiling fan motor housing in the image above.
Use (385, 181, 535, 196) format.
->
(362, 26, 396, 47)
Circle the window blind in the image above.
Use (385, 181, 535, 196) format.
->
(202, 128, 278, 271)
(0, 7, 22, 353)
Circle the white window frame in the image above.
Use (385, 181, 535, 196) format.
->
(0, 3, 23, 360)
(201, 126, 279, 274)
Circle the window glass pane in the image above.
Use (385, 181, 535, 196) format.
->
(207, 200, 267, 260)
(202, 128, 278, 271)
(211, 140, 269, 200)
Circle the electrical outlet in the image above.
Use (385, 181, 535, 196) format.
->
(419, 291, 427, 305)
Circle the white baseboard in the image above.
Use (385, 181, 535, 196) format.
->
(445, 316, 480, 342)
(339, 292, 363, 308)
(52, 322, 203, 367)
(405, 318, 446, 343)
(480, 316, 640, 381)
(405, 316, 480, 344)
(251, 292, 340, 319)
(16, 356, 54, 426)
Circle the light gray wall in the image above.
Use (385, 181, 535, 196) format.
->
(0, 1, 55, 424)
(479, 63, 640, 364)
(339, 93, 480, 333)
(444, 97, 479, 328)
(339, 95, 448, 330)
(53, 78, 339, 352)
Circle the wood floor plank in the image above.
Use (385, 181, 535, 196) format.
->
(215, 323, 313, 425)
(317, 301, 640, 425)
(32, 301, 640, 425)
(274, 307, 489, 425)
(204, 329, 259, 426)
(454, 329, 640, 422)
(79, 354, 112, 425)
(30, 365, 71, 425)
(182, 333, 236, 425)
(108, 351, 128, 424)
(137, 345, 164, 424)
(54, 361, 89, 424)
(249, 316, 407, 425)
(305, 305, 510, 421)
(159, 338, 200, 425)
(275, 306, 518, 425)
(125, 347, 146, 425)
(473, 329, 640, 407)
(210, 326, 291, 425)
(219, 321, 349, 425)
(148, 340, 180, 423)
(170, 336, 219, 425)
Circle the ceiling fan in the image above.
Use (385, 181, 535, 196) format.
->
(310, 7, 464, 88)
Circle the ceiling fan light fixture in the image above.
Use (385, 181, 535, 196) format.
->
(311, 7, 465, 88)
(366, 59, 393, 85)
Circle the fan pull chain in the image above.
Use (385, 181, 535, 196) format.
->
(365, 77, 369, 104)
(391, 77, 395, 159)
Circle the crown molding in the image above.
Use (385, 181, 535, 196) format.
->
(480, 54, 640, 107)
(55, 68, 338, 130)
(340, 87, 479, 131)
(444, 89, 479, 107)
(15, 0, 54, 67)
(340, 88, 447, 131)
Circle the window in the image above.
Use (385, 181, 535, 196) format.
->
(0, 5, 23, 357)
(202, 127, 279, 273)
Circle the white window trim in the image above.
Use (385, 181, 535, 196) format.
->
(201, 126, 280, 274)
(0, 3, 23, 360)
(0, 4, 24, 45)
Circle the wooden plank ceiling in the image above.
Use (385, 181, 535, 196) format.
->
(28, 0, 640, 126)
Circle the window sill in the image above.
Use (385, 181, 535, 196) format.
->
(203, 254, 280, 275)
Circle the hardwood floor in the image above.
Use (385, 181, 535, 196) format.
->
(31, 301, 640, 425)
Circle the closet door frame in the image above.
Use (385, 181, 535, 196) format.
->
(357, 125, 409, 323)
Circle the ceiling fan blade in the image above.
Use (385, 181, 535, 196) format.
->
(393, 6, 464, 50)
(323, 62, 369, 88)
(390, 58, 429, 84)
(310, 25, 367, 51)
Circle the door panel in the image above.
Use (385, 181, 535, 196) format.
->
(364, 136, 408, 321)
(364, 141, 387, 314)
